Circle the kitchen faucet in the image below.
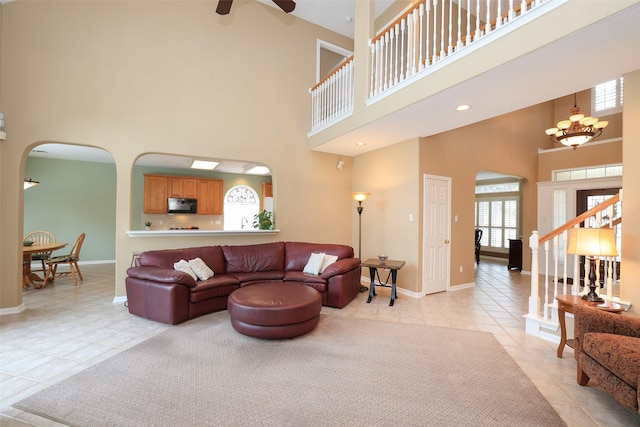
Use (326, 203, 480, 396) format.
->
(241, 217, 248, 229)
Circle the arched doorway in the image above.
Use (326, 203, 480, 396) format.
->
(474, 170, 523, 260)
(24, 143, 117, 265)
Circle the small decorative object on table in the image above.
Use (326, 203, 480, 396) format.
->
(23, 240, 34, 247)
(378, 254, 388, 264)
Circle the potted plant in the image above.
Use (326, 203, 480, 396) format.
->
(145, 221, 152, 230)
(252, 210, 274, 230)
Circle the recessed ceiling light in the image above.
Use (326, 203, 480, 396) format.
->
(245, 165, 270, 175)
(190, 160, 220, 170)
(356, 142, 366, 146)
(456, 104, 470, 112)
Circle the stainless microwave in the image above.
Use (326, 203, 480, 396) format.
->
(168, 198, 197, 214)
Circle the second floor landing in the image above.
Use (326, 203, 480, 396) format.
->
(308, 0, 640, 156)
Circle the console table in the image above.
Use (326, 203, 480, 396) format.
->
(556, 294, 624, 358)
(361, 259, 405, 306)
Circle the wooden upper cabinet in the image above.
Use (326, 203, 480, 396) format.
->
(211, 180, 223, 214)
(168, 178, 182, 198)
(196, 179, 223, 215)
(144, 175, 168, 213)
(196, 179, 210, 214)
(182, 179, 197, 198)
(261, 182, 273, 211)
(262, 182, 273, 197)
(145, 174, 221, 215)
(168, 177, 197, 198)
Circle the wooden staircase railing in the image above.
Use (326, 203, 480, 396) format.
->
(526, 191, 623, 333)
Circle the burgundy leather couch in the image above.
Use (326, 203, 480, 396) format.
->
(125, 241, 362, 324)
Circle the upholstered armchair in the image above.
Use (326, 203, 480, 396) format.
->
(573, 305, 640, 413)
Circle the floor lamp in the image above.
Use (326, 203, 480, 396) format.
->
(567, 227, 618, 302)
(352, 192, 371, 292)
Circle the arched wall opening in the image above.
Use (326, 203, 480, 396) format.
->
(24, 143, 117, 265)
(474, 170, 524, 261)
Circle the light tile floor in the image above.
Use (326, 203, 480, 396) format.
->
(1, 260, 639, 426)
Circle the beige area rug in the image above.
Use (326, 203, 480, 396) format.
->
(14, 312, 566, 427)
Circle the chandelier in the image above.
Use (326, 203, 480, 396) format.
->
(545, 94, 608, 149)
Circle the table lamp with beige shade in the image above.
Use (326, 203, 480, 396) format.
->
(567, 227, 618, 303)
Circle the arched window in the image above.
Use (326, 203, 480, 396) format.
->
(224, 185, 260, 230)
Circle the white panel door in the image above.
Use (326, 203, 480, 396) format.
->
(423, 175, 451, 295)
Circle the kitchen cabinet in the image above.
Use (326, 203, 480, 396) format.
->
(169, 177, 197, 198)
(262, 182, 273, 198)
(196, 179, 223, 215)
(261, 182, 273, 211)
(145, 174, 221, 214)
(144, 175, 168, 213)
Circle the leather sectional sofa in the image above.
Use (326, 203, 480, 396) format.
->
(125, 241, 362, 325)
(574, 305, 640, 413)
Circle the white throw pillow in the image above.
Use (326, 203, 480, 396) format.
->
(174, 259, 198, 281)
(188, 257, 214, 281)
(303, 252, 325, 275)
(320, 254, 338, 273)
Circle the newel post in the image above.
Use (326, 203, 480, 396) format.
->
(528, 230, 540, 318)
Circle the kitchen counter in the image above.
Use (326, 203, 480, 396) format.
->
(127, 229, 279, 237)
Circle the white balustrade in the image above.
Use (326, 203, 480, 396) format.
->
(527, 192, 623, 336)
(309, 58, 354, 132)
(309, 0, 543, 132)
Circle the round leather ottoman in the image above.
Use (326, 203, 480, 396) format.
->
(227, 283, 322, 339)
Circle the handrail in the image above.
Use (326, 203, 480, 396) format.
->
(538, 193, 620, 244)
(364, 0, 538, 68)
(527, 190, 623, 332)
(373, 0, 536, 47)
(482, 0, 535, 35)
(371, 1, 423, 45)
(610, 216, 622, 228)
(311, 55, 354, 92)
(311, 0, 544, 132)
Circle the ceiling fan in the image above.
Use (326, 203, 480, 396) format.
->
(216, 0, 296, 15)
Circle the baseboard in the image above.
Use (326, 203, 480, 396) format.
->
(539, 329, 561, 344)
(398, 288, 422, 298)
(449, 282, 475, 291)
(113, 296, 127, 305)
(524, 313, 560, 343)
(0, 304, 25, 316)
(30, 259, 115, 269)
(360, 276, 476, 297)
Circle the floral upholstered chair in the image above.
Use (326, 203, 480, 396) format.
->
(574, 305, 640, 413)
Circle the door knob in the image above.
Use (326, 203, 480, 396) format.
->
(445, 240, 450, 244)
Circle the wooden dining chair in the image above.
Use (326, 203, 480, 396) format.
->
(23, 230, 56, 273)
(44, 233, 86, 285)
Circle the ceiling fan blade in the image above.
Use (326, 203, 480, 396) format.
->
(216, 0, 233, 15)
(272, 0, 296, 13)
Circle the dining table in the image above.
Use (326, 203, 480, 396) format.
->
(22, 242, 67, 289)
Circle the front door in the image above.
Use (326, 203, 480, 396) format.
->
(423, 175, 451, 295)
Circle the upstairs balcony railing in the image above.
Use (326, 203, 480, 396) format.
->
(309, 56, 355, 132)
(526, 192, 624, 331)
(309, 0, 543, 133)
